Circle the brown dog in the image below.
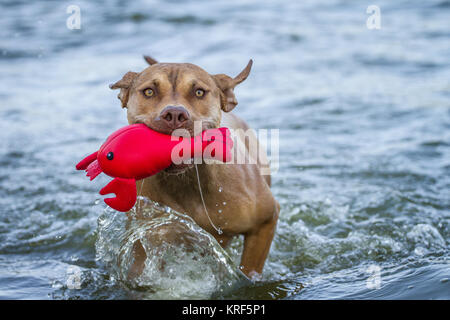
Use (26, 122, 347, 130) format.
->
(110, 56, 279, 279)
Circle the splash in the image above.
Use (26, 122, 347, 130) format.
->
(95, 197, 248, 299)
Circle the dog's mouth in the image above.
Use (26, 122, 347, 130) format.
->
(164, 161, 194, 175)
(136, 118, 217, 175)
(161, 126, 195, 175)
(138, 117, 217, 136)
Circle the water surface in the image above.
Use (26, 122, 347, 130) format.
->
(0, 0, 449, 299)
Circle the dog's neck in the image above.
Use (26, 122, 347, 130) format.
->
(153, 163, 217, 200)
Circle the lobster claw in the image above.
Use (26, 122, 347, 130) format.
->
(99, 178, 137, 212)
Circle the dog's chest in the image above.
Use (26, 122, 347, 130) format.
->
(180, 192, 252, 236)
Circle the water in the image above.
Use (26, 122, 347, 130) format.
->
(94, 198, 248, 299)
(0, 0, 449, 299)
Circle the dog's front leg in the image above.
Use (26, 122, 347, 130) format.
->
(127, 239, 147, 281)
(239, 202, 279, 279)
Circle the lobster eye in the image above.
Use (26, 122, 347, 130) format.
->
(106, 152, 114, 160)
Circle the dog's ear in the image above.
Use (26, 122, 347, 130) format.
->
(109, 71, 138, 108)
(143, 55, 158, 65)
(213, 59, 253, 112)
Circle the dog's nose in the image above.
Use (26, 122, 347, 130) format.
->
(159, 106, 190, 129)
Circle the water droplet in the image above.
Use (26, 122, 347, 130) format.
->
(223, 202, 227, 205)
(217, 228, 223, 235)
(52, 281, 63, 290)
(94, 199, 100, 205)
(215, 203, 219, 207)
(218, 187, 223, 192)
(414, 246, 426, 256)
(218, 209, 222, 213)
(219, 240, 223, 243)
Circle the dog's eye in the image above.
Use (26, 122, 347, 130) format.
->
(195, 89, 205, 98)
(143, 88, 154, 97)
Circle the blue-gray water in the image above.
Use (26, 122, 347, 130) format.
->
(0, 0, 449, 299)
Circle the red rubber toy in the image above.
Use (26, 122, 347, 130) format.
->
(76, 124, 233, 212)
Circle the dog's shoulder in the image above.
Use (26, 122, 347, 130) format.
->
(220, 111, 250, 131)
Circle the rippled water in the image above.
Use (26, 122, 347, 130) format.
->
(0, 0, 449, 299)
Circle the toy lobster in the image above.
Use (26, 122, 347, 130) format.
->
(76, 124, 233, 212)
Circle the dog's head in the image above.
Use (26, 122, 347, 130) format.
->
(110, 56, 252, 173)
